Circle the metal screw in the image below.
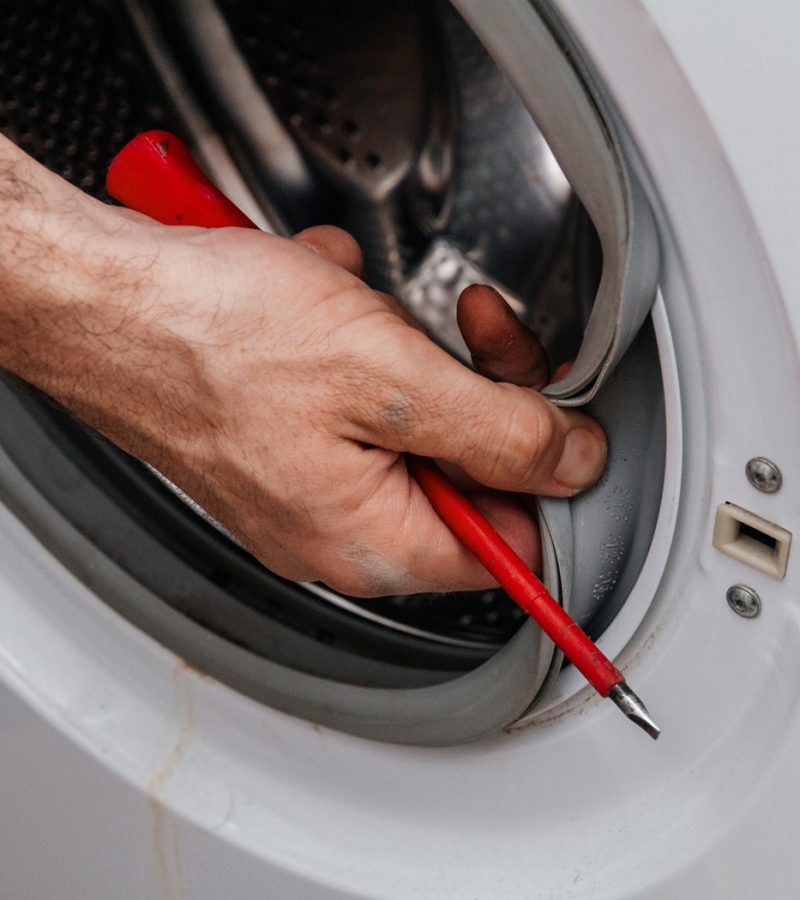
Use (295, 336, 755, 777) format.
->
(726, 584, 762, 619)
(746, 457, 782, 493)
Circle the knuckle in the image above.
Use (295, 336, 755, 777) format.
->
(320, 571, 359, 596)
(481, 393, 560, 488)
(348, 382, 421, 443)
(314, 558, 352, 593)
(329, 227, 364, 270)
(528, 403, 559, 459)
(319, 565, 381, 598)
(378, 388, 417, 435)
(324, 224, 360, 250)
(318, 532, 410, 597)
(349, 353, 424, 441)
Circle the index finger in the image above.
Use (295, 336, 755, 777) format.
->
(457, 284, 550, 388)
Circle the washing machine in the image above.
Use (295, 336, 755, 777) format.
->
(1, 0, 799, 896)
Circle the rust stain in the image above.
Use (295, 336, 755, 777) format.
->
(504, 607, 674, 736)
(503, 691, 596, 735)
(147, 661, 196, 900)
(177, 657, 212, 681)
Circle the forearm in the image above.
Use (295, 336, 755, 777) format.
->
(0, 132, 111, 329)
(0, 135, 203, 461)
(0, 135, 126, 378)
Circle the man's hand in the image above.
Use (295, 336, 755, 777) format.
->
(0, 136, 606, 596)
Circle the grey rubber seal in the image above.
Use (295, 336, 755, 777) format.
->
(537, 321, 665, 643)
(450, 0, 665, 721)
(452, 0, 660, 405)
(0, 422, 551, 745)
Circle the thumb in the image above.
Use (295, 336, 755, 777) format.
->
(349, 330, 607, 497)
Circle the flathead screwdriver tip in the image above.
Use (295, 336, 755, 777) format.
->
(608, 683, 661, 740)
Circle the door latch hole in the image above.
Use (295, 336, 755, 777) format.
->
(713, 502, 791, 580)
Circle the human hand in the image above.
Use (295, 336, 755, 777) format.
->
(0, 138, 605, 596)
(92, 220, 605, 595)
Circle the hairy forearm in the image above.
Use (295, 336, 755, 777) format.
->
(0, 135, 128, 374)
(0, 135, 207, 463)
(0, 133, 111, 324)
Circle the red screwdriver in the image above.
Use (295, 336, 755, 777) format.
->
(107, 131, 660, 740)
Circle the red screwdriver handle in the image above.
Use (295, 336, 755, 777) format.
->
(107, 130, 256, 229)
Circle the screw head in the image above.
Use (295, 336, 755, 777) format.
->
(746, 457, 782, 493)
(726, 584, 762, 619)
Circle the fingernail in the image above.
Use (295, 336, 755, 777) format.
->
(553, 427, 607, 491)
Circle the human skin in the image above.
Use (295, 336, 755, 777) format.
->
(0, 134, 606, 596)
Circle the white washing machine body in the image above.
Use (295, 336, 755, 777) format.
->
(2, 1, 800, 897)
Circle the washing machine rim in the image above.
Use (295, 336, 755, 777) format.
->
(1, 1, 799, 897)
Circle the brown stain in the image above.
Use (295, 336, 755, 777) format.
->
(626, 609, 672, 668)
(177, 657, 213, 681)
(503, 690, 595, 735)
(504, 606, 675, 736)
(147, 661, 196, 900)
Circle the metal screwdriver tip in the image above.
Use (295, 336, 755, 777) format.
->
(609, 683, 661, 740)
